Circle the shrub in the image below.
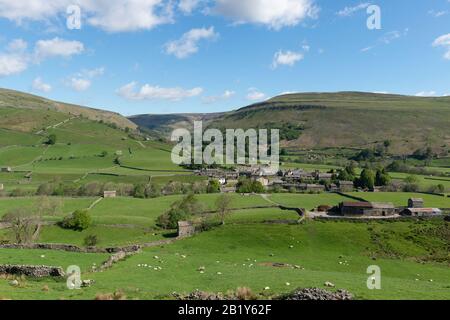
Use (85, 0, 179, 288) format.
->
(156, 194, 203, 229)
(236, 178, 265, 193)
(60, 210, 92, 231)
(207, 179, 221, 193)
(46, 134, 57, 145)
(83, 234, 99, 247)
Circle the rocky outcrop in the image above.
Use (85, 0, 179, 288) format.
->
(0, 265, 65, 277)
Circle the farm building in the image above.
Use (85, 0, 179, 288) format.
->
(338, 181, 354, 192)
(1, 167, 12, 172)
(400, 208, 442, 217)
(315, 171, 333, 180)
(408, 198, 424, 208)
(178, 221, 196, 238)
(103, 191, 117, 198)
(339, 202, 396, 216)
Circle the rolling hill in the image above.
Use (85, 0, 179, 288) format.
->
(0, 88, 137, 132)
(131, 92, 450, 155)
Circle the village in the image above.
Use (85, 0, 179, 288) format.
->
(194, 166, 444, 220)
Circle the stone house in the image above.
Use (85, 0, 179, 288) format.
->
(1, 167, 12, 173)
(408, 198, 424, 208)
(177, 221, 196, 238)
(103, 190, 117, 198)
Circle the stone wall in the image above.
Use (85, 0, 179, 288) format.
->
(0, 265, 65, 277)
(0, 243, 140, 254)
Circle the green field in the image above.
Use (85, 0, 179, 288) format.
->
(350, 192, 450, 208)
(1, 89, 450, 300)
(1, 220, 449, 300)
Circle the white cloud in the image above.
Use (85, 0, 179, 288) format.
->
(428, 10, 448, 18)
(361, 29, 408, 52)
(202, 90, 235, 103)
(0, 0, 68, 22)
(117, 81, 203, 101)
(213, 0, 318, 30)
(83, 0, 174, 32)
(32, 77, 52, 93)
(178, 0, 201, 14)
(165, 26, 218, 59)
(34, 37, 84, 61)
(7, 39, 28, 53)
(65, 67, 104, 92)
(68, 77, 91, 92)
(272, 50, 303, 68)
(0, 0, 174, 32)
(0, 54, 28, 77)
(336, 3, 370, 17)
(79, 67, 105, 78)
(433, 33, 450, 60)
(246, 88, 266, 101)
(415, 91, 437, 97)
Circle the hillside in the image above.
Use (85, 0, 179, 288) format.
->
(129, 112, 223, 137)
(0, 88, 137, 132)
(131, 92, 450, 155)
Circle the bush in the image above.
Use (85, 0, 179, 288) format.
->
(156, 194, 203, 229)
(236, 178, 265, 193)
(60, 210, 92, 231)
(207, 180, 221, 193)
(156, 207, 187, 229)
(83, 234, 99, 247)
(46, 134, 57, 145)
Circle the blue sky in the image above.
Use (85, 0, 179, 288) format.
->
(0, 0, 449, 116)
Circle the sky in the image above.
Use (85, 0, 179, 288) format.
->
(0, 0, 449, 116)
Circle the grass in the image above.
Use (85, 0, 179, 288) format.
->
(350, 192, 450, 208)
(268, 193, 350, 210)
(0, 249, 109, 274)
(1, 221, 449, 300)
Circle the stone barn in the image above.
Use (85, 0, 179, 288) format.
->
(338, 181, 354, 192)
(177, 221, 196, 238)
(339, 202, 396, 216)
(103, 191, 117, 198)
(1, 167, 12, 173)
(400, 208, 442, 217)
(408, 198, 424, 208)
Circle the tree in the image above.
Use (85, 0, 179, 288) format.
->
(375, 169, 391, 186)
(236, 178, 265, 194)
(60, 209, 92, 231)
(156, 194, 204, 229)
(207, 179, 221, 193)
(46, 134, 57, 145)
(357, 169, 375, 190)
(2, 208, 41, 244)
(215, 194, 232, 225)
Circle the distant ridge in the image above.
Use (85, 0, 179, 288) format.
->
(130, 91, 450, 155)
